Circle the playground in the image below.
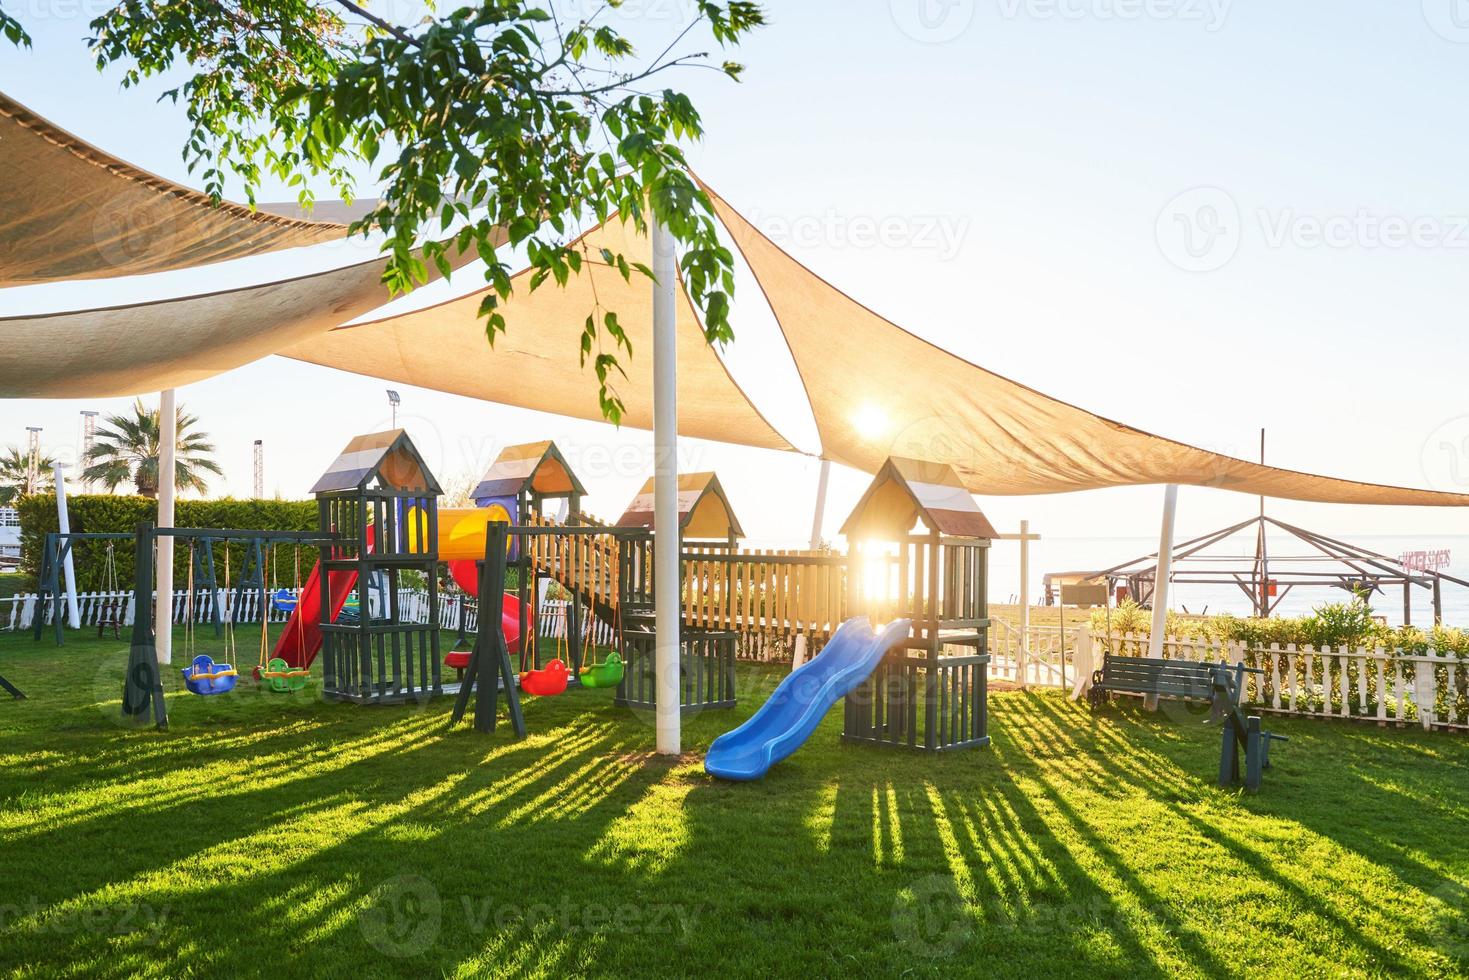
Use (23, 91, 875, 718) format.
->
(6, 10, 1469, 976)
(1, 626, 1466, 976)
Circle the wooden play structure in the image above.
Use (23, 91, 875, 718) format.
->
(614, 472, 742, 714)
(838, 458, 995, 753)
(310, 430, 444, 705)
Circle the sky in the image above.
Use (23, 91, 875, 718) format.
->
(4, 0, 1469, 573)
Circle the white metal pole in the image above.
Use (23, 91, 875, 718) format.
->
(808, 458, 832, 551)
(1018, 518, 1030, 687)
(54, 464, 81, 629)
(155, 388, 178, 665)
(651, 214, 680, 757)
(1147, 485, 1179, 659)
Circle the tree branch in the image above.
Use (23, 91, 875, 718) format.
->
(328, 0, 420, 47)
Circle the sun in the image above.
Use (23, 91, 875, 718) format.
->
(852, 403, 891, 440)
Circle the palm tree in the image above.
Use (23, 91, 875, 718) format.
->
(82, 399, 224, 498)
(0, 445, 58, 505)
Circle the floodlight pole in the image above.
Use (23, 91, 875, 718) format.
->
(652, 213, 680, 757)
(155, 388, 177, 665)
(808, 458, 832, 551)
(1147, 484, 1179, 659)
(53, 464, 81, 630)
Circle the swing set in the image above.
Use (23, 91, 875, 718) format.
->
(179, 537, 312, 695)
(124, 525, 332, 728)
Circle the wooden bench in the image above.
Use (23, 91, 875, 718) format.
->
(1089, 654, 1286, 792)
(1087, 654, 1221, 712)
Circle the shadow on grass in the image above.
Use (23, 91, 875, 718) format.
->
(4, 645, 1468, 978)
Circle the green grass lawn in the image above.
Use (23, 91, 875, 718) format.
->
(1, 628, 1467, 979)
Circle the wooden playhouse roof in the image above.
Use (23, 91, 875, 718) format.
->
(840, 457, 997, 540)
(309, 429, 441, 495)
(471, 440, 586, 501)
(616, 472, 744, 539)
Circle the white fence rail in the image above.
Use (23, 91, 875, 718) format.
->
(1081, 630, 1469, 733)
(5, 585, 620, 650)
(6, 587, 304, 632)
(986, 619, 1086, 689)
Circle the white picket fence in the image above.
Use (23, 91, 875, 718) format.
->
(1080, 630, 1469, 733)
(987, 620, 1086, 688)
(5, 587, 303, 632)
(5, 584, 619, 649)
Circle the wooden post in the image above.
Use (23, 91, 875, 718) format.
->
(122, 522, 167, 728)
(451, 522, 525, 737)
(998, 523, 1041, 688)
(1019, 519, 1030, 688)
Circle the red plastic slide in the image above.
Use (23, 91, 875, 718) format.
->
(274, 562, 359, 670)
(275, 527, 375, 670)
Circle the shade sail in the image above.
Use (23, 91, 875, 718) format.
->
(0, 246, 478, 398)
(0, 91, 349, 285)
(704, 184, 1469, 507)
(284, 217, 793, 453)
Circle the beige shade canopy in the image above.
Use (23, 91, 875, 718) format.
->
(704, 184, 1469, 507)
(0, 91, 355, 285)
(284, 216, 793, 453)
(0, 246, 479, 399)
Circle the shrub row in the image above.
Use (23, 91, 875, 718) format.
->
(16, 494, 317, 592)
(1090, 598, 1469, 657)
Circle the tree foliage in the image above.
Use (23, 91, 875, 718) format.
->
(2, 1, 765, 422)
(0, 445, 57, 505)
(82, 399, 225, 498)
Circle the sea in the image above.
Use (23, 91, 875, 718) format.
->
(987, 534, 1469, 628)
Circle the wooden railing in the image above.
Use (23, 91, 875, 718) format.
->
(681, 548, 848, 652)
(521, 512, 624, 615)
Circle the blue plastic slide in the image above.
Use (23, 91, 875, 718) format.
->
(704, 617, 912, 781)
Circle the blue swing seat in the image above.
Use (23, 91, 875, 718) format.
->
(271, 588, 298, 613)
(182, 654, 238, 696)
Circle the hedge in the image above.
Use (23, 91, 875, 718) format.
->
(1090, 598, 1469, 658)
(16, 494, 318, 592)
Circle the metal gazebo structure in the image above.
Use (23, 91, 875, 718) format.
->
(1060, 515, 1468, 626)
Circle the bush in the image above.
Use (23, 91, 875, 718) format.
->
(1088, 595, 1463, 655)
(16, 494, 317, 591)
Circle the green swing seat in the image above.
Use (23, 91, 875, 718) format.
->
(578, 652, 624, 689)
(257, 657, 310, 693)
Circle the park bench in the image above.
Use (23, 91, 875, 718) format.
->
(1087, 654, 1220, 712)
(1088, 653, 1286, 792)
